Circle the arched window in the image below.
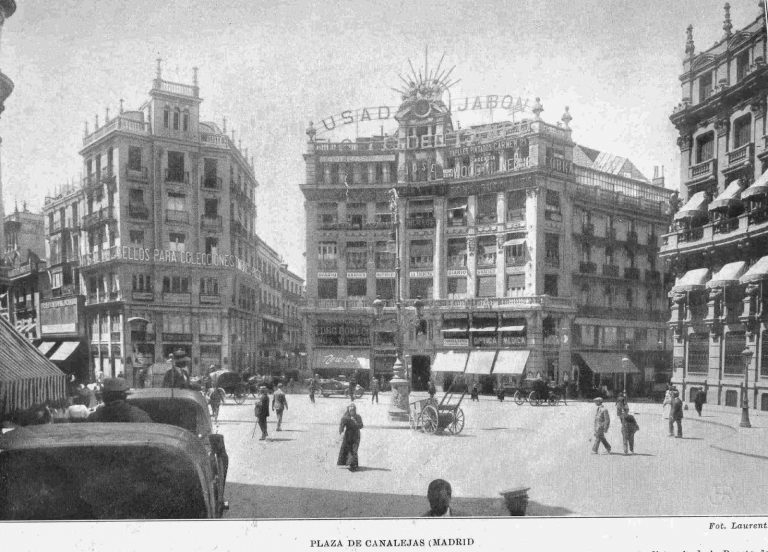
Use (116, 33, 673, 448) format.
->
(163, 105, 170, 128)
(173, 107, 180, 130)
(182, 109, 189, 132)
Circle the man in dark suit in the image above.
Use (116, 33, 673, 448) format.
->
(669, 390, 683, 438)
(423, 479, 464, 517)
(272, 383, 288, 431)
(255, 386, 270, 440)
(370, 377, 379, 404)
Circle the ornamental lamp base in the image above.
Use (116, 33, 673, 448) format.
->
(740, 406, 752, 428)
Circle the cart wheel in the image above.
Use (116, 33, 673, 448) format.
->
(354, 387, 364, 399)
(528, 391, 539, 406)
(233, 384, 247, 405)
(420, 405, 439, 434)
(449, 408, 465, 434)
(513, 391, 524, 406)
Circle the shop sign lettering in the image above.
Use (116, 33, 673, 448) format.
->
(118, 246, 261, 280)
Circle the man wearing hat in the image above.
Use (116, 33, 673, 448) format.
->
(591, 397, 611, 454)
(272, 383, 288, 431)
(669, 389, 683, 438)
(255, 385, 270, 440)
(88, 378, 151, 423)
(162, 349, 189, 389)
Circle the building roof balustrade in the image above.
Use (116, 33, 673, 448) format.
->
(659, 208, 768, 255)
(82, 116, 151, 148)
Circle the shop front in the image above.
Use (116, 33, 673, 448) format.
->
(312, 348, 371, 387)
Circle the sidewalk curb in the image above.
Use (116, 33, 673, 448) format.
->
(709, 444, 768, 462)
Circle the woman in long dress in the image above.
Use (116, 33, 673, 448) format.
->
(337, 403, 364, 472)
(662, 384, 673, 420)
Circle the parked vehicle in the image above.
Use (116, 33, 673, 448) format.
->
(125, 388, 228, 514)
(0, 423, 225, 519)
(318, 377, 364, 398)
(209, 370, 249, 404)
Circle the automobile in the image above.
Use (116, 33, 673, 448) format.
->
(318, 377, 364, 398)
(0, 423, 224, 519)
(125, 388, 228, 515)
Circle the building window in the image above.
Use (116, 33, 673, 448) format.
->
(725, 389, 738, 407)
(724, 332, 747, 375)
(448, 197, 468, 226)
(376, 279, 395, 300)
(182, 109, 189, 131)
(205, 237, 218, 256)
(506, 190, 526, 222)
(447, 277, 467, 298)
(761, 331, 768, 377)
(476, 194, 497, 223)
(164, 313, 191, 333)
(544, 234, 559, 266)
(545, 190, 561, 220)
(579, 285, 589, 305)
(162, 275, 189, 293)
(605, 285, 614, 307)
(699, 71, 712, 100)
(625, 288, 634, 309)
(132, 274, 152, 292)
(347, 279, 367, 297)
(605, 246, 614, 265)
(168, 233, 185, 252)
(167, 151, 185, 181)
(128, 146, 142, 171)
(409, 240, 433, 269)
(506, 273, 525, 296)
(476, 276, 496, 298)
(687, 333, 709, 374)
(581, 243, 591, 263)
(163, 105, 170, 128)
(733, 114, 751, 149)
(696, 133, 715, 163)
(173, 107, 180, 130)
(477, 236, 496, 267)
(318, 279, 338, 299)
(409, 278, 432, 299)
(736, 49, 750, 82)
(544, 274, 558, 297)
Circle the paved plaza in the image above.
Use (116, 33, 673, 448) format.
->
(214, 392, 768, 518)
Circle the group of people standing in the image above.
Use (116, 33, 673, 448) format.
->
(591, 394, 640, 455)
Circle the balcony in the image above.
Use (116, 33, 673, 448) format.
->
(447, 256, 467, 268)
(645, 270, 661, 283)
(201, 215, 223, 231)
(51, 284, 79, 298)
(100, 167, 116, 189)
(132, 291, 154, 302)
(364, 221, 393, 230)
(374, 256, 395, 270)
(125, 165, 148, 182)
(713, 216, 739, 235)
(80, 246, 120, 268)
(317, 259, 338, 271)
(687, 158, 717, 183)
(165, 169, 189, 185)
(202, 176, 222, 190)
(406, 217, 436, 229)
(82, 206, 114, 228)
(506, 209, 525, 224)
(346, 256, 368, 270)
(165, 209, 189, 224)
(602, 264, 619, 277)
(81, 174, 102, 197)
(579, 261, 597, 274)
(626, 231, 638, 245)
(85, 290, 123, 305)
(199, 293, 221, 304)
(678, 226, 704, 243)
(128, 203, 150, 220)
(162, 292, 192, 305)
(726, 143, 753, 170)
(82, 116, 151, 147)
(544, 254, 560, 268)
(477, 254, 497, 268)
(448, 216, 467, 227)
(318, 219, 340, 230)
(409, 256, 433, 269)
(624, 267, 640, 280)
(230, 219, 248, 236)
(505, 255, 526, 267)
(749, 206, 768, 225)
(578, 305, 667, 322)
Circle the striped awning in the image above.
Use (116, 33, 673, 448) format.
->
(671, 268, 710, 293)
(492, 350, 530, 375)
(577, 352, 639, 374)
(0, 315, 66, 417)
(708, 180, 743, 211)
(502, 238, 526, 247)
(742, 171, 768, 200)
(674, 191, 709, 221)
(740, 256, 768, 284)
(465, 350, 497, 375)
(707, 261, 747, 288)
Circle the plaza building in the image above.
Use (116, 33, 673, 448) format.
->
(661, 4, 768, 411)
(0, 204, 47, 341)
(41, 62, 263, 384)
(301, 75, 673, 393)
(255, 237, 306, 377)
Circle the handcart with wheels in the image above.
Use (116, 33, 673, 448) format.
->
(409, 387, 466, 434)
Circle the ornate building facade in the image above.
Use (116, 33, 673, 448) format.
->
(301, 73, 672, 393)
(661, 4, 768, 409)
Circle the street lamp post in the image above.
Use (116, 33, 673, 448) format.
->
(740, 347, 753, 428)
(621, 344, 630, 396)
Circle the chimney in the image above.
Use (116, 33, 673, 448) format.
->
(652, 165, 665, 188)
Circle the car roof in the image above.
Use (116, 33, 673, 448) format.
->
(0, 423, 207, 460)
(128, 388, 209, 409)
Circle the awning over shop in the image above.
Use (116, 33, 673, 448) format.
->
(742, 171, 768, 200)
(740, 255, 768, 284)
(312, 349, 371, 371)
(492, 350, 530, 375)
(708, 180, 743, 211)
(707, 261, 747, 288)
(502, 238, 526, 247)
(0, 315, 66, 417)
(465, 350, 497, 375)
(497, 325, 525, 332)
(674, 191, 709, 221)
(49, 341, 80, 362)
(36, 341, 58, 357)
(577, 352, 639, 374)
(469, 325, 497, 333)
(671, 268, 710, 293)
(441, 328, 468, 334)
(431, 351, 468, 373)
(447, 204, 467, 211)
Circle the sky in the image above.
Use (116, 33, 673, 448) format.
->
(0, 0, 762, 277)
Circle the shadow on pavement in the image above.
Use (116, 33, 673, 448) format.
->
(264, 438, 295, 442)
(353, 466, 392, 473)
(224, 482, 573, 518)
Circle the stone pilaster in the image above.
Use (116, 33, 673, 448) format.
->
(433, 198, 445, 299)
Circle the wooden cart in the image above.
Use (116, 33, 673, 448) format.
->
(408, 389, 466, 434)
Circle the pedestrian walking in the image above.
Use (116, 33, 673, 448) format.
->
(209, 387, 224, 421)
(662, 384, 672, 420)
(428, 379, 436, 401)
(562, 371, 570, 399)
(591, 397, 611, 454)
(272, 383, 288, 431)
(254, 385, 270, 440)
(309, 374, 317, 404)
(669, 390, 683, 438)
(337, 403, 364, 472)
(470, 383, 479, 402)
(371, 377, 379, 404)
(694, 386, 706, 417)
(615, 393, 634, 455)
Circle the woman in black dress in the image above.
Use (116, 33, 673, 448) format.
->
(337, 403, 364, 471)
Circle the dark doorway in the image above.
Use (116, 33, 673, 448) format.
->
(411, 355, 431, 391)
